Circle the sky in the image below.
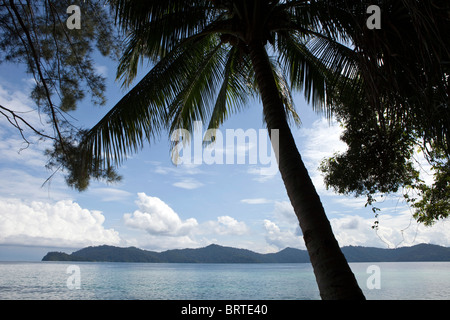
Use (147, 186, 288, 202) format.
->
(0, 47, 449, 261)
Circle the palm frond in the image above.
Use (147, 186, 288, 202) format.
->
(207, 46, 256, 131)
(276, 31, 328, 113)
(79, 0, 365, 178)
(167, 35, 227, 134)
(80, 35, 218, 170)
(269, 56, 301, 127)
(276, 30, 358, 117)
(116, 13, 234, 87)
(110, 0, 214, 29)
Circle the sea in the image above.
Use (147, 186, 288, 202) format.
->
(0, 261, 449, 300)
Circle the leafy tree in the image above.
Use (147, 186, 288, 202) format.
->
(68, 0, 366, 299)
(0, 0, 122, 188)
(319, 0, 450, 226)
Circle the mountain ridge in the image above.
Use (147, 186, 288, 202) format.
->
(42, 243, 450, 263)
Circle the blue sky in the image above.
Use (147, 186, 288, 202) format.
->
(1, 49, 449, 261)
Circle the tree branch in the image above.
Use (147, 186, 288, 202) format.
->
(0, 104, 56, 141)
(8, 0, 66, 150)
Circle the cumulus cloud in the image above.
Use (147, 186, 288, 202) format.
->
(258, 201, 304, 250)
(297, 118, 347, 194)
(273, 201, 298, 225)
(203, 216, 249, 236)
(330, 215, 375, 247)
(298, 118, 347, 167)
(260, 195, 450, 251)
(263, 198, 450, 251)
(330, 212, 450, 249)
(263, 219, 303, 250)
(123, 193, 250, 251)
(123, 193, 198, 236)
(0, 198, 120, 247)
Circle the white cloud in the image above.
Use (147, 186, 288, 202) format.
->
(154, 163, 204, 176)
(0, 83, 53, 174)
(0, 169, 70, 202)
(273, 201, 298, 225)
(0, 82, 50, 137)
(247, 165, 279, 183)
(173, 178, 204, 190)
(263, 219, 304, 250)
(330, 215, 375, 247)
(298, 118, 347, 166)
(260, 194, 450, 251)
(258, 201, 304, 250)
(335, 197, 370, 208)
(123, 193, 198, 236)
(262, 203, 450, 251)
(297, 118, 347, 194)
(413, 149, 435, 186)
(0, 82, 71, 202)
(203, 216, 249, 236)
(94, 64, 109, 77)
(89, 188, 132, 202)
(153, 162, 206, 190)
(0, 198, 120, 247)
(240, 198, 272, 205)
(330, 211, 450, 249)
(123, 194, 250, 250)
(0, 135, 50, 168)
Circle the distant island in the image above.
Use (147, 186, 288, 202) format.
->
(42, 243, 450, 263)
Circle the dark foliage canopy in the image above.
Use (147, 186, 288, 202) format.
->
(319, 0, 450, 226)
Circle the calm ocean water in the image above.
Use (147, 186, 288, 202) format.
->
(0, 261, 449, 300)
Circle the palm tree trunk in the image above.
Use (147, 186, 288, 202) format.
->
(248, 40, 365, 300)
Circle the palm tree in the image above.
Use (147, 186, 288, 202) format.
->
(79, 0, 365, 299)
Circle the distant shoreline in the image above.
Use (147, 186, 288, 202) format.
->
(42, 243, 450, 263)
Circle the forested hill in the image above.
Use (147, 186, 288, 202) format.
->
(42, 243, 450, 263)
(42, 244, 309, 263)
